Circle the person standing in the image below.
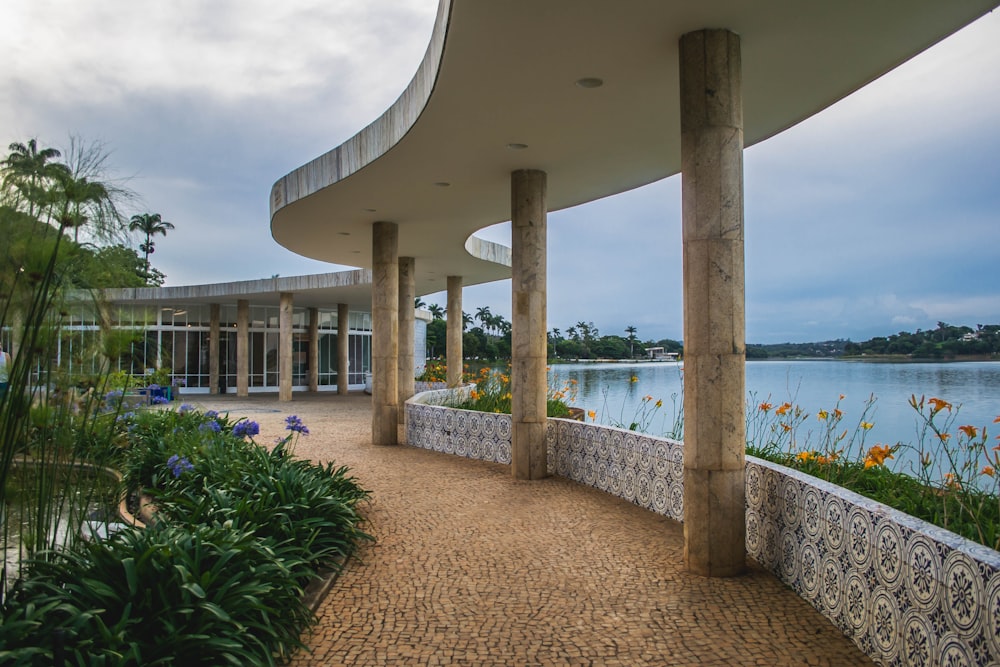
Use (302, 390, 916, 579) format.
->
(0, 342, 9, 398)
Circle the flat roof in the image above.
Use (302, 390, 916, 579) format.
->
(270, 0, 997, 294)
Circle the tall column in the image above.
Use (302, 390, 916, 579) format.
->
(372, 222, 399, 445)
(511, 169, 548, 480)
(679, 29, 746, 577)
(398, 257, 416, 408)
(209, 304, 220, 395)
(337, 303, 349, 395)
(279, 293, 294, 402)
(446, 276, 463, 387)
(236, 299, 249, 397)
(308, 307, 319, 392)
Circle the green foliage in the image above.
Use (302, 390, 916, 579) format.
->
(844, 322, 1000, 358)
(746, 393, 1000, 550)
(2, 406, 372, 664)
(449, 367, 572, 418)
(0, 523, 312, 665)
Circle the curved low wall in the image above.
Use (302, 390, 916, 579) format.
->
(405, 390, 1000, 666)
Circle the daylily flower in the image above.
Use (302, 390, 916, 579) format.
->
(958, 425, 978, 439)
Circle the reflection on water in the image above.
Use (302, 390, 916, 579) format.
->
(549, 360, 1000, 474)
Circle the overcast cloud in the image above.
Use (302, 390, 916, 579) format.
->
(2, 2, 998, 344)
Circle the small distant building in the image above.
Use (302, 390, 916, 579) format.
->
(646, 347, 679, 361)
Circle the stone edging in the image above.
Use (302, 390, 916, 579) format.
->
(404, 390, 1000, 666)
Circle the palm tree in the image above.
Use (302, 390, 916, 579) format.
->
(428, 304, 444, 320)
(475, 306, 493, 333)
(625, 325, 638, 358)
(129, 213, 174, 280)
(55, 169, 111, 242)
(414, 297, 426, 309)
(2, 139, 63, 218)
(462, 312, 474, 332)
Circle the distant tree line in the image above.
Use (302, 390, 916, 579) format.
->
(416, 304, 683, 362)
(843, 322, 1000, 359)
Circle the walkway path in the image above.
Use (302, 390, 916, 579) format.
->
(192, 393, 872, 666)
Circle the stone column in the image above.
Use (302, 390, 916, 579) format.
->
(679, 29, 746, 577)
(279, 292, 293, 402)
(398, 257, 416, 415)
(510, 169, 548, 480)
(446, 276, 463, 387)
(337, 303, 349, 395)
(308, 307, 319, 392)
(209, 303, 220, 395)
(236, 299, 249, 397)
(372, 222, 399, 445)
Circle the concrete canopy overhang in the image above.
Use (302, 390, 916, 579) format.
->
(270, 0, 998, 286)
(96, 271, 379, 312)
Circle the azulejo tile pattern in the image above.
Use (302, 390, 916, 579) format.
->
(405, 392, 1000, 667)
(746, 457, 1000, 667)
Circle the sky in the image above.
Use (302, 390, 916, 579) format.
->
(2, 2, 998, 345)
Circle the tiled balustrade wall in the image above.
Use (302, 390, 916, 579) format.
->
(405, 390, 1000, 667)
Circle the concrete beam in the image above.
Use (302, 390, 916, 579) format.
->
(446, 276, 463, 388)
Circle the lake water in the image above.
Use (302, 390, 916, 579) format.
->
(549, 359, 1000, 476)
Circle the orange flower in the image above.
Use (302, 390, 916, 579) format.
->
(781, 423, 792, 432)
(958, 425, 978, 439)
(994, 415, 1000, 423)
(629, 376, 638, 383)
(928, 397, 952, 414)
(587, 410, 596, 421)
(796, 451, 814, 463)
(817, 410, 829, 421)
(833, 409, 843, 419)
(759, 402, 773, 413)
(860, 422, 874, 431)
(655, 399, 663, 408)
(982, 465, 995, 477)
(938, 432, 952, 442)
(863, 444, 894, 469)
(775, 402, 792, 416)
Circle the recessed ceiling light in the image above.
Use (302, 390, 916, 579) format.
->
(433, 181, 450, 187)
(506, 143, 528, 150)
(575, 77, 604, 89)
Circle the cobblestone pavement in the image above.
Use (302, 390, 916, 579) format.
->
(193, 393, 872, 667)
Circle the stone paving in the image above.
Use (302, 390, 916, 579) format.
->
(193, 392, 873, 667)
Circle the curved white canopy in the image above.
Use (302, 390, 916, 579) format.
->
(270, 0, 997, 295)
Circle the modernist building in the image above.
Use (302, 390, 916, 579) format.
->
(57, 270, 431, 396)
(266, 1, 998, 577)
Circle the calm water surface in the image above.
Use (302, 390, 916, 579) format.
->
(548, 360, 1000, 469)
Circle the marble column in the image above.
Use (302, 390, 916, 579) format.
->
(398, 257, 416, 417)
(511, 169, 548, 481)
(372, 222, 399, 445)
(236, 299, 249, 397)
(278, 293, 293, 402)
(337, 303, 349, 395)
(679, 28, 746, 577)
(446, 276, 463, 388)
(209, 304, 220, 395)
(308, 307, 319, 392)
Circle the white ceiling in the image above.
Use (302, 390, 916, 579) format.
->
(270, 0, 998, 297)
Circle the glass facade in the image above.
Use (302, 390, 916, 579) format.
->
(41, 303, 376, 394)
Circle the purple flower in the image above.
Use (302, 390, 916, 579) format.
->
(178, 403, 194, 414)
(284, 415, 309, 435)
(167, 454, 194, 478)
(205, 410, 219, 419)
(151, 395, 169, 405)
(232, 420, 260, 438)
(199, 420, 222, 433)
